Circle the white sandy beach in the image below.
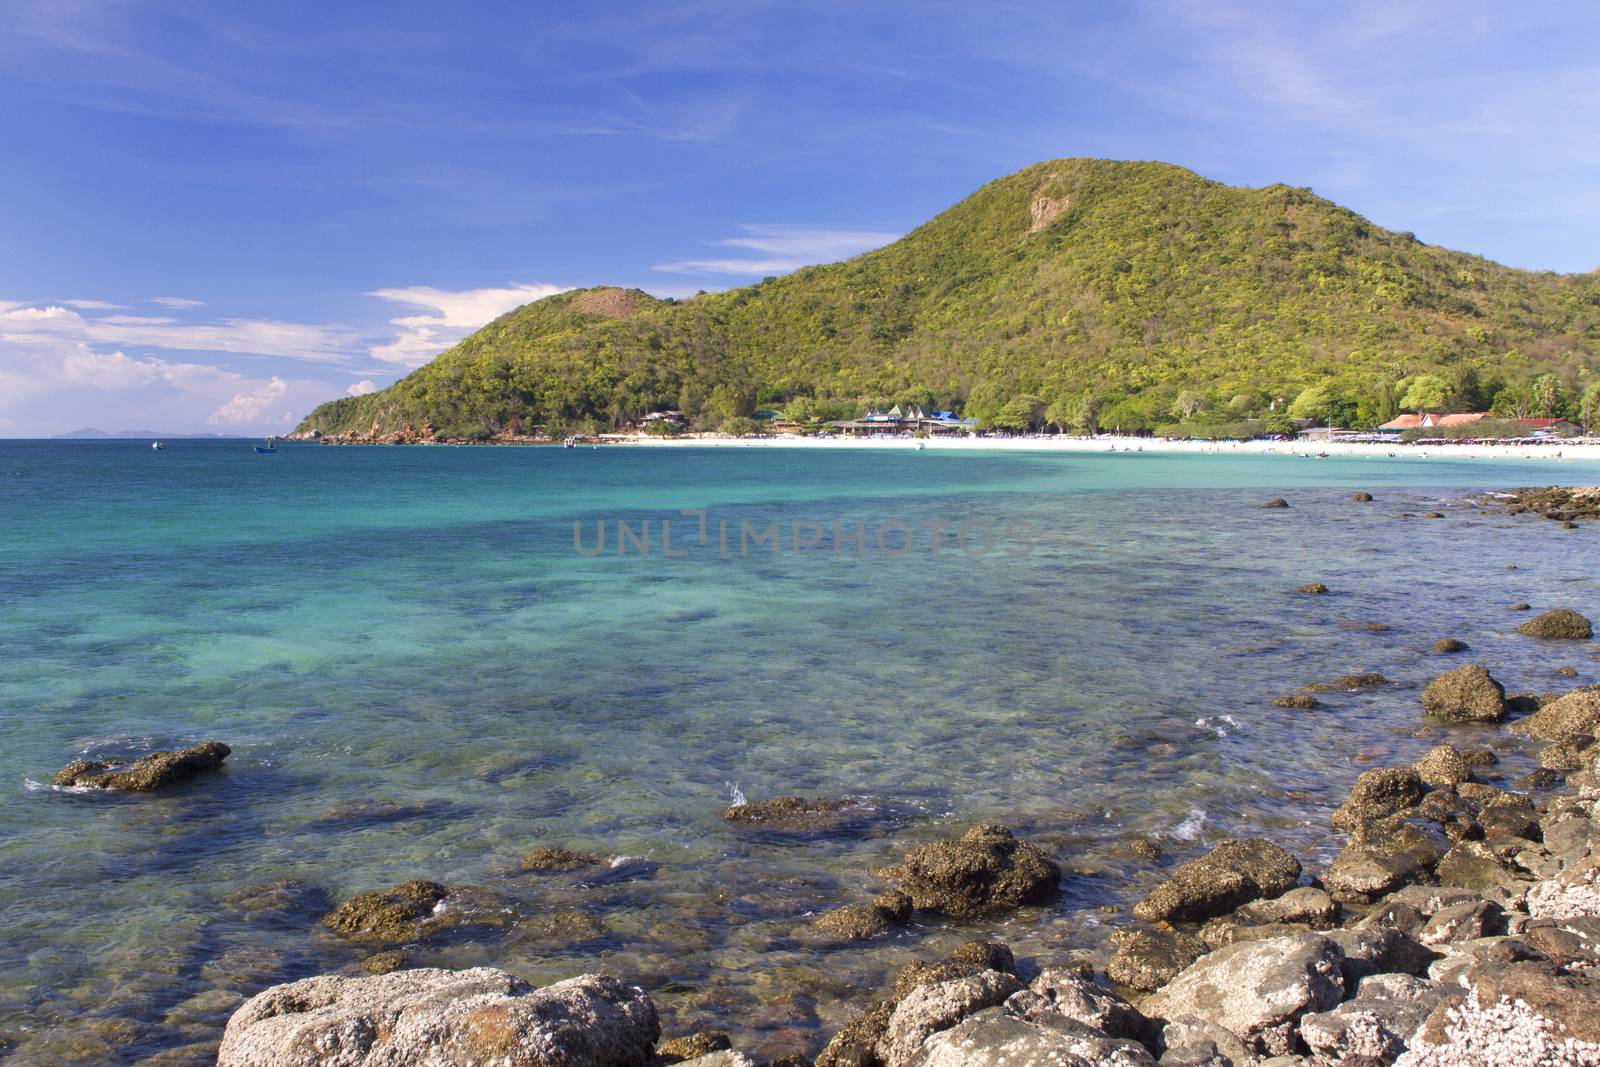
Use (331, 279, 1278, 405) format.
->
(607, 432, 1600, 462)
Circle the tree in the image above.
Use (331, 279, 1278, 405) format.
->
(1583, 382, 1600, 434)
(1072, 393, 1104, 435)
(707, 383, 755, 423)
(1529, 374, 1568, 418)
(990, 394, 1045, 433)
(1046, 396, 1076, 434)
(1173, 390, 1210, 418)
(1491, 384, 1535, 420)
(1399, 374, 1449, 413)
(1288, 383, 1357, 427)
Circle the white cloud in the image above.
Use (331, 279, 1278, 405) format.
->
(152, 296, 206, 309)
(0, 301, 362, 362)
(366, 282, 569, 366)
(61, 299, 126, 310)
(60, 348, 238, 390)
(346, 379, 377, 396)
(209, 376, 288, 425)
(653, 224, 899, 275)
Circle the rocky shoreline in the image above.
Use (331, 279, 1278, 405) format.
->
(27, 492, 1600, 1066)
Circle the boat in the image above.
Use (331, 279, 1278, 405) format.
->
(563, 437, 577, 449)
(151, 441, 166, 450)
(253, 439, 276, 454)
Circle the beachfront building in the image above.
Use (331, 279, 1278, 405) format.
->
(827, 405, 976, 436)
(1376, 412, 1581, 438)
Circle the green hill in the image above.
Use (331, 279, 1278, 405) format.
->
(297, 159, 1600, 439)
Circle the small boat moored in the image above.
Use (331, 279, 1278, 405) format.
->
(151, 441, 166, 450)
(253, 438, 276, 454)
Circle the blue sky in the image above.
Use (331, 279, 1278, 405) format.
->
(2, 1, 1597, 436)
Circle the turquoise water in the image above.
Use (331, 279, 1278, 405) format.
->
(2, 440, 1598, 1063)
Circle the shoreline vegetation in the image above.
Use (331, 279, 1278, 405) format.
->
(46, 487, 1599, 1065)
(289, 427, 1600, 462)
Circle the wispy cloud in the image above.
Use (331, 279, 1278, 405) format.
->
(366, 282, 570, 366)
(61, 298, 126, 310)
(0, 301, 362, 362)
(152, 296, 206, 309)
(653, 224, 899, 275)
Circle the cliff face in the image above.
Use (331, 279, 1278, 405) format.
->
(297, 159, 1600, 439)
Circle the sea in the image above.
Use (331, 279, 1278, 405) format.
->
(1, 439, 1597, 1063)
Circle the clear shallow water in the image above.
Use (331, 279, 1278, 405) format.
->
(2, 440, 1598, 1063)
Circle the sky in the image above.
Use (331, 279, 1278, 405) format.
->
(2, 1, 1597, 437)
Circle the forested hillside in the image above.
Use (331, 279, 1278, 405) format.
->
(297, 159, 1600, 438)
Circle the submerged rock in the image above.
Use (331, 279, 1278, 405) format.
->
(1308, 672, 1389, 692)
(1421, 664, 1507, 723)
(1351, 491, 1375, 502)
(520, 846, 607, 873)
(884, 825, 1059, 917)
(657, 1030, 731, 1063)
(322, 880, 450, 944)
(216, 968, 658, 1067)
(1432, 637, 1469, 654)
(1517, 608, 1594, 640)
(220, 878, 333, 926)
(812, 891, 913, 942)
(1297, 582, 1330, 595)
(1262, 498, 1289, 509)
(1272, 693, 1320, 709)
(723, 795, 871, 835)
(53, 740, 231, 792)
(306, 797, 457, 829)
(1132, 838, 1301, 924)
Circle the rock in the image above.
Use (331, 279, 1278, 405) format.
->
(1517, 608, 1595, 640)
(1263, 499, 1289, 509)
(1235, 887, 1339, 927)
(1023, 969, 1151, 1043)
(1560, 665, 1582, 677)
(1108, 927, 1207, 993)
(890, 943, 1018, 1003)
(908, 1006, 1155, 1067)
(1419, 900, 1505, 946)
(1479, 797, 1541, 841)
(220, 878, 333, 925)
(361, 950, 408, 975)
(1297, 972, 1443, 1067)
(512, 909, 607, 946)
(216, 968, 658, 1067)
(878, 970, 1024, 1067)
(521, 846, 607, 873)
(1322, 841, 1431, 904)
(674, 1053, 755, 1067)
(1423, 511, 1445, 519)
(53, 741, 231, 791)
(1436, 840, 1524, 893)
(815, 1002, 893, 1067)
(812, 892, 913, 942)
(322, 880, 450, 944)
(1158, 1014, 1256, 1066)
(1421, 665, 1507, 723)
(1432, 637, 1469, 653)
(1402, 983, 1600, 1066)
(1133, 839, 1302, 923)
(1525, 863, 1600, 920)
(1297, 583, 1329, 595)
(657, 1030, 732, 1063)
(1308, 672, 1389, 693)
(1351, 492, 1374, 502)
(1511, 688, 1600, 742)
(723, 795, 866, 835)
(1511, 602, 1533, 612)
(1325, 927, 1435, 986)
(307, 798, 457, 829)
(1330, 769, 1427, 832)
(1141, 933, 1344, 1057)
(1273, 694, 1321, 709)
(1413, 744, 1473, 788)
(885, 825, 1059, 917)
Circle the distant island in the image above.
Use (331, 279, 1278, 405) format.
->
(52, 428, 233, 440)
(295, 157, 1600, 444)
